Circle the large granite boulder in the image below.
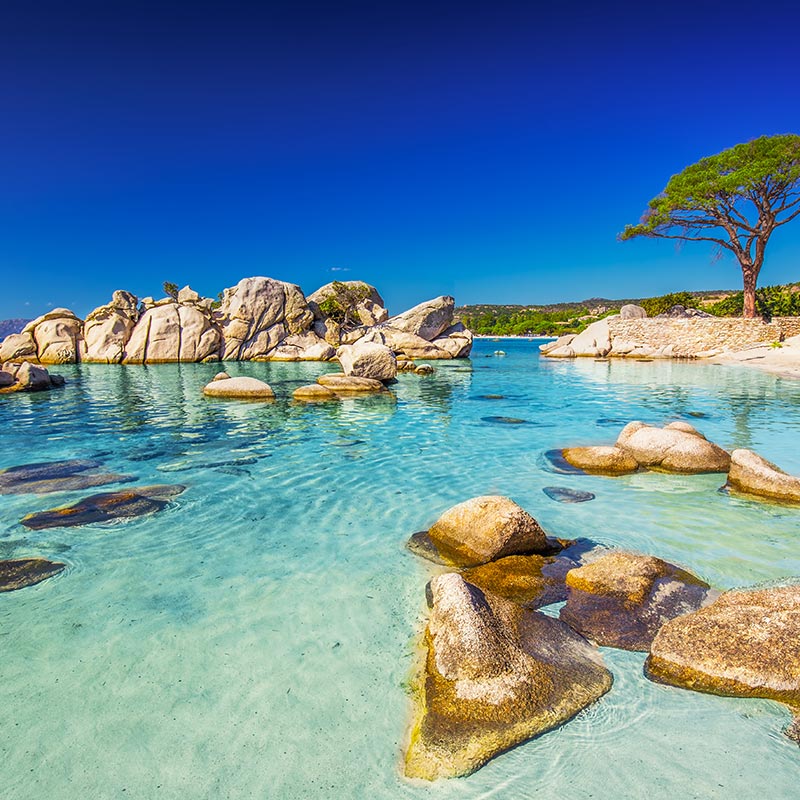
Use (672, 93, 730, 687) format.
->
(83, 290, 139, 363)
(565, 318, 612, 358)
(431, 322, 473, 358)
(359, 327, 446, 359)
(0, 332, 37, 362)
(1, 558, 66, 592)
(124, 303, 221, 363)
(404, 574, 612, 780)
(387, 295, 454, 341)
(336, 341, 397, 380)
(426, 495, 548, 567)
(616, 421, 731, 474)
(267, 331, 335, 361)
(560, 552, 712, 651)
(292, 384, 338, 402)
(539, 334, 576, 357)
(726, 448, 800, 503)
(202, 376, 275, 399)
(23, 308, 85, 364)
(561, 445, 639, 475)
(620, 304, 647, 319)
(216, 276, 313, 360)
(646, 585, 800, 737)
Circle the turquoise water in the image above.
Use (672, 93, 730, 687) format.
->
(2, 338, 800, 799)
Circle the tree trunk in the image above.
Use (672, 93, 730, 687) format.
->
(741, 259, 761, 319)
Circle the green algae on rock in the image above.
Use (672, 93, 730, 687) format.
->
(0, 558, 66, 592)
(21, 485, 185, 530)
(560, 551, 712, 651)
(404, 574, 612, 780)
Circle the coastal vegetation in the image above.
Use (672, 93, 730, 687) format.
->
(457, 282, 800, 335)
(621, 134, 800, 318)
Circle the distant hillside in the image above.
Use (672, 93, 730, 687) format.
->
(456, 283, 799, 336)
(0, 319, 30, 338)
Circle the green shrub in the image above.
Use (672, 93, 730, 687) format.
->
(640, 291, 695, 317)
(708, 284, 800, 317)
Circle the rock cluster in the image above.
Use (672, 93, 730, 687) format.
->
(0, 277, 473, 365)
(0, 361, 64, 393)
(559, 421, 730, 475)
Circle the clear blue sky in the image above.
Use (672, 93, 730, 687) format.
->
(1, 0, 799, 319)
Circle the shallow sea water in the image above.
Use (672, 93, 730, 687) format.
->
(2, 338, 800, 799)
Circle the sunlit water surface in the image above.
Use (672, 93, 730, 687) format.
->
(2, 338, 800, 799)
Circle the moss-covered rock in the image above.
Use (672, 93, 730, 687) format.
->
(560, 551, 711, 651)
(404, 574, 612, 780)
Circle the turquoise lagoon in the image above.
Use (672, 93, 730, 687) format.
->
(2, 338, 800, 799)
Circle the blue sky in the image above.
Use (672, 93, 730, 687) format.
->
(1, 0, 799, 318)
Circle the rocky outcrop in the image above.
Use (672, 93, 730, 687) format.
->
(1, 278, 473, 364)
(23, 308, 85, 364)
(0, 361, 64, 393)
(620, 304, 647, 319)
(615, 421, 730, 474)
(726, 449, 800, 504)
(560, 552, 712, 651)
(83, 291, 140, 363)
(216, 277, 314, 360)
(336, 341, 397, 381)
(1, 558, 66, 592)
(425, 496, 548, 567)
(202, 376, 275, 400)
(21, 484, 186, 529)
(124, 301, 222, 363)
(646, 584, 800, 738)
(404, 574, 612, 780)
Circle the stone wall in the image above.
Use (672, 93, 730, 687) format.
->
(607, 317, 800, 358)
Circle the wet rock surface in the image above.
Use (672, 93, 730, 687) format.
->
(646, 585, 800, 733)
(561, 551, 712, 651)
(21, 485, 186, 529)
(404, 574, 612, 780)
(0, 558, 66, 592)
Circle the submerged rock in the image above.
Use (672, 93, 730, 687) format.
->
(293, 384, 339, 401)
(426, 495, 548, 567)
(404, 574, 612, 780)
(481, 415, 529, 425)
(459, 551, 577, 608)
(560, 446, 639, 475)
(542, 486, 596, 503)
(560, 552, 712, 651)
(646, 585, 800, 737)
(316, 374, 385, 393)
(202, 376, 275, 400)
(615, 421, 730, 474)
(726, 448, 800, 504)
(0, 558, 66, 592)
(21, 484, 185, 529)
(0, 459, 134, 494)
